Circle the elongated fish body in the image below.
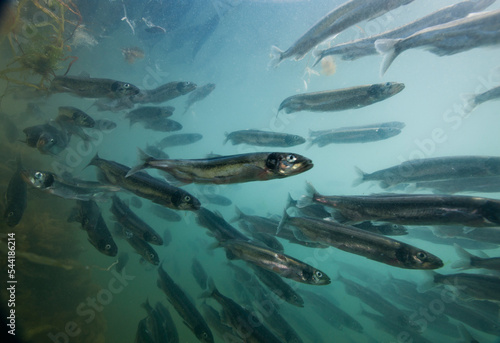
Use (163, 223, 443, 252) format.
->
(415, 175, 500, 194)
(154, 302, 179, 343)
(50, 75, 140, 99)
(352, 221, 408, 236)
(279, 213, 442, 269)
(69, 200, 118, 257)
(157, 265, 214, 343)
(191, 258, 208, 290)
(301, 290, 363, 333)
(467, 84, 500, 112)
(278, 82, 404, 114)
(200, 303, 243, 343)
(111, 195, 163, 245)
(128, 151, 313, 184)
(357, 155, 500, 188)
(310, 191, 500, 227)
(150, 204, 182, 222)
(4, 158, 27, 227)
(249, 264, 304, 307)
(115, 223, 159, 265)
(195, 207, 250, 242)
(221, 239, 331, 285)
(224, 129, 305, 147)
(183, 83, 216, 114)
(21, 169, 119, 201)
(270, 0, 414, 66)
(376, 9, 500, 74)
(204, 282, 284, 343)
(57, 106, 95, 127)
(338, 274, 413, 330)
(143, 118, 183, 132)
(157, 133, 203, 149)
(432, 272, 500, 302)
(134, 81, 197, 104)
(87, 154, 200, 211)
(126, 106, 174, 126)
(314, 0, 495, 63)
(310, 121, 406, 138)
(310, 126, 401, 146)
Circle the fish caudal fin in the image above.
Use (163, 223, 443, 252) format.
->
(311, 48, 324, 68)
(460, 93, 477, 115)
(268, 45, 284, 69)
(125, 148, 156, 178)
(84, 153, 100, 170)
(375, 38, 402, 76)
(417, 271, 438, 293)
(276, 206, 290, 235)
(352, 166, 367, 187)
(450, 243, 473, 270)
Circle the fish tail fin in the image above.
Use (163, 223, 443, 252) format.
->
(126, 148, 156, 177)
(85, 153, 100, 170)
(276, 206, 290, 235)
(286, 193, 297, 209)
(230, 205, 244, 223)
(223, 132, 229, 145)
(417, 271, 438, 293)
(141, 298, 153, 315)
(268, 45, 284, 69)
(199, 278, 217, 299)
(375, 38, 402, 76)
(450, 243, 473, 270)
(296, 181, 317, 208)
(352, 166, 367, 187)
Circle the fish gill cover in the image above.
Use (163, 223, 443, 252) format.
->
(1, 0, 500, 342)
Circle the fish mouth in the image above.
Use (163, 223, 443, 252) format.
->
(390, 82, 405, 95)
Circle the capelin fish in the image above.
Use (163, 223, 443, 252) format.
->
(202, 280, 283, 343)
(154, 302, 179, 343)
(224, 129, 306, 147)
(68, 200, 118, 257)
(309, 121, 406, 138)
(352, 221, 408, 236)
(278, 211, 442, 269)
(451, 244, 500, 272)
(50, 75, 140, 98)
(57, 106, 95, 127)
(309, 126, 401, 147)
(133, 81, 197, 104)
(111, 195, 163, 245)
(115, 223, 159, 265)
(278, 82, 404, 114)
(23, 123, 70, 155)
(126, 150, 313, 185)
(249, 264, 304, 307)
(376, 9, 500, 75)
(195, 207, 250, 242)
(301, 289, 363, 333)
(125, 106, 175, 127)
(302, 183, 500, 227)
(221, 239, 331, 285)
(191, 258, 208, 290)
(142, 118, 183, 132)
(465, 84, 500, 113)
(354, 155, 500, 188)
(3, 157, 27, 227)
(21, 169, 120, 201)
(200, 303, 244, 343)
(86, 153, 200, 211)
(157, 264, 214, 343)
(269, 0, 415, 67)
(140, 299, 169, 343)
(157, 133, 202, 149)
(182, 83, 215, 114)
(313, 0, 495, 64)
(424, 271, 500, 303)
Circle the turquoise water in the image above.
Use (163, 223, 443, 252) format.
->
(1, 0, 500, 342)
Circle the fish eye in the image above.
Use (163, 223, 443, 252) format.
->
(315, 271, 323, 278)
(416, 251, 427, 260)
(385, 82, 391, 86)
(8, 211, 14, 217)
(201, 333, 208, 339)
(183, 195, 191, 202)
(286, 154, 297, 163)
(35, 171, 43, 179)
(105, 244, 111, 250)
(149, 253, 155, 259)
(123, 83, 131, 89)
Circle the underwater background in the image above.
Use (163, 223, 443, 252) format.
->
(1, 0, 500, 342)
